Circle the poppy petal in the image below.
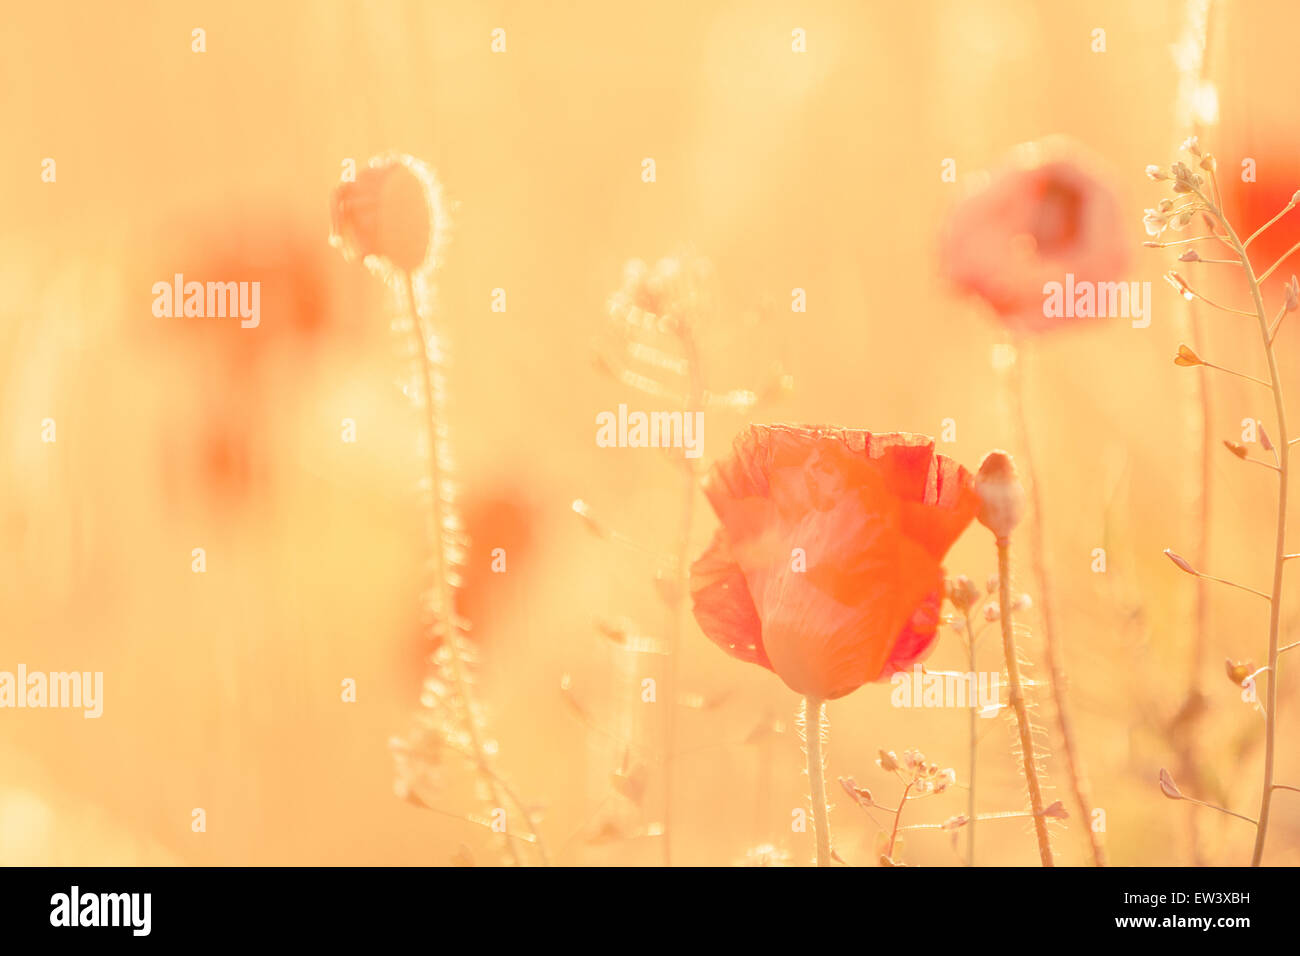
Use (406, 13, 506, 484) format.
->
(881, 590, 943, 676)
(689, 527, 771, 670)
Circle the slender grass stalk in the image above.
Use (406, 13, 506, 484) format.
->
(1191, 195, 1292, 866)
(661, 325, 702, 867)
(996, 536, 1054, 867)
(964, 608, 978, 866)
(803, 696, 831, 866)
(1176, 295, 1213, 866)
(1008, 348, 1106, 866)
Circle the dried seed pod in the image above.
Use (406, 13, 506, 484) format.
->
(1225, 658, 1254, 687)
(1164, 549, 1197, 574)
(1158, 768, 1183, 800)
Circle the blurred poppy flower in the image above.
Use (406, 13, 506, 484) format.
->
(940, 138, 1129, 334)
(689, 425, 977, 700)
(1220, 141, 1300, 294)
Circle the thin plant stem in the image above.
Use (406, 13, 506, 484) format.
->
(804, 696, 831, 866)
(1180, 297, 1213, 866)
(964, 608, 978, 866)
(1247, 208, 1298, 248)
(661, 326, 701, 867)
(1181, 795, 1257, 826)
(1171, 0, 1215, 867)
(886, 781, 913, 859)
(1192, 570, 1271, 599)
(996, 535, 1054, 867)
(1200, 362, 1272, 388)
(1196, 193, 1291, 867)
(1008, 348, 1105, 866)
(400, 269, 533, 867)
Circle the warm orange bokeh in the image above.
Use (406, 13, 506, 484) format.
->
(3, 1, 1299, 867)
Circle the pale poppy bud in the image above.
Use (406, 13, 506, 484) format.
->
(974, 450, 1025, 539)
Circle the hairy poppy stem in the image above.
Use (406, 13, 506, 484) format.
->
(803, 696, 831, 866)
(400, 270, 544, 867)
(996, 536, 1054, 867)
(1009, 349, 1106, 866)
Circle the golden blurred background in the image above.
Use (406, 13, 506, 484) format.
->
(2, 0, 1298, 865)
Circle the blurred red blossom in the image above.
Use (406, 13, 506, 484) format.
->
(940, 137, 1130, 334)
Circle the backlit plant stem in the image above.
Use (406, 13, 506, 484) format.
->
(886, 781, 913, 860)
(804, 696, 831, 866)
(1179, 296, 1213, 866)
(1197, 195, 1291, 866)
(1008, 349, 1106, 866)
(662, 325, 702, 867)
(400, 270, 541, 867)
(996, 535, 1054, 867)
(963, 608, 978, 866)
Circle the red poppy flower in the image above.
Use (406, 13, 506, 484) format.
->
(689, 425, 977, 700)
(939, 137, 1129, 334)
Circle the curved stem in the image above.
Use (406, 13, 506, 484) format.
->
(1204, 203, 1291, 867)
(804, 696, 831, 866)
(996, 536, 1054, 867)
(401, 270, 531, 867)
(1009, 349, 1105, 866)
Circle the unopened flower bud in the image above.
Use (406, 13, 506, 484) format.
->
(1286, 275, 1299, 313)
(946, 575, 980, 612)
(983, 602, 1000, 622)
(1223, 440, 1248, 460)
(1178, 248, 1200, 262)
(1174, 344, 1203, 366)
(974, 450, 1025, 539)
(330, 154, 439, 274)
